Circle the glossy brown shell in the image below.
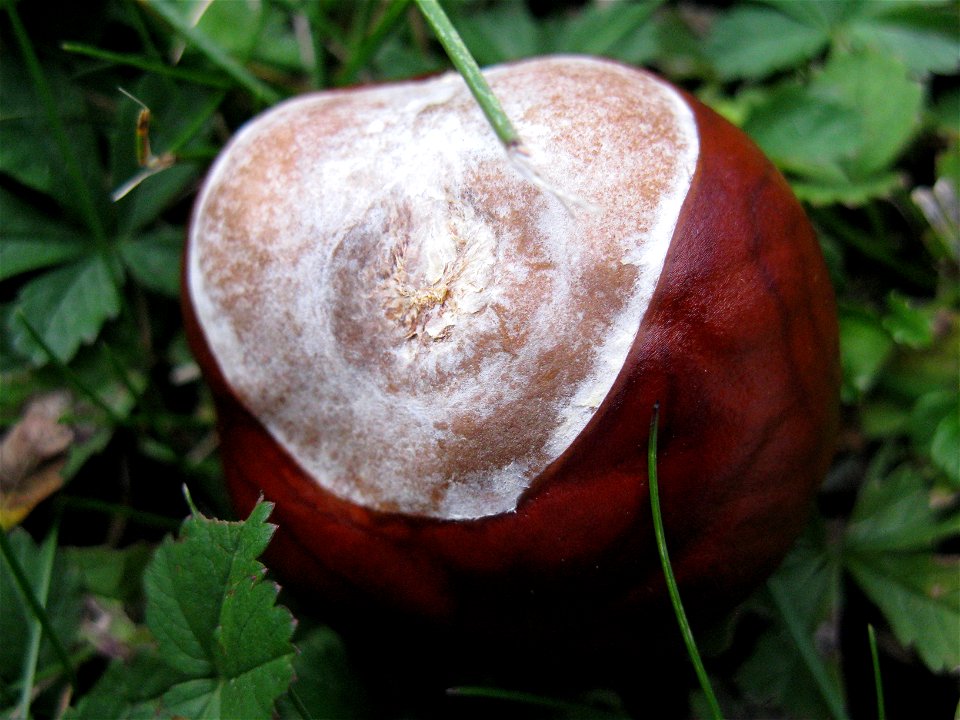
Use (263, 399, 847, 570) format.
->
(183, 84, 839, 653)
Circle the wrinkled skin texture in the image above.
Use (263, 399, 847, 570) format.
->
(183, 75, 839, 658)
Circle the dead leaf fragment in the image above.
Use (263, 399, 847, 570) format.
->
(0, 391, 74, 529)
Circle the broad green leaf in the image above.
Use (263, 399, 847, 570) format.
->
(120, 227, 184, 298)
(0, 189, 88, 281)
(859, 399, 910, 439)
(849, 2, 960, 75)
(276, 627, 374, 720)
(838, 308, 895, 402)
(880, 318, 959, 400)
(882, 292, 934, 349)
(8, 256, 121, 365)
(846, 458, 960, 553)
(845, 553, 959, 673)
(755, 0, 856, 29)
(706, 6, 829, 80)
(64, 650, 188, 720)
(792, 172, 903, 207)
(116, 164, 201, 237)
(744, 84, 861, 180)
(0, 241, 89, 283)
(0, 529, 82, 687)
(141, 501, 295, 719)
(811, 50, 923, 177)
(0, 52, 106, 221)
(910, 390, 959, 454)
(67, 543, 154, 604)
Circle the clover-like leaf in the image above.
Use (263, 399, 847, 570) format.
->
(844, 457, 960, 672)
(706, 6, 829, 81)
(845, 553, 959, 673)
(810, 50, 923, 178)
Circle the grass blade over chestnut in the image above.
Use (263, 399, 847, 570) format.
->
(647, 403, 722, 720)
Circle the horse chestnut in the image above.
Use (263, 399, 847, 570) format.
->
(183, 56, 838, 652)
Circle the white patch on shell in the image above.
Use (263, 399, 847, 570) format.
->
(188, 56, 699, 519)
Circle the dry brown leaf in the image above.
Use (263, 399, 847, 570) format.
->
(0, 391, 74, 529)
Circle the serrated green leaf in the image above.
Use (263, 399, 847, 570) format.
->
(8, 256, 122, 365)
(276, 626, 374, 720)
(706, 6, 829, 80)
(846, 458, 960, 553)
(845, 553, 959, 673)
(140, 501, 295, 719)
(120, 227, 184, 298)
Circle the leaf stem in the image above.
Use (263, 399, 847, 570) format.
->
(412, 0, 521, 149)
(58, 496, 181, 531)
(17, 523, 60, 719)
(0, 529, 76, 693)
(867, 624, 886, 720)
(647, 403, 722, 720)
(287, 686, 314, 720)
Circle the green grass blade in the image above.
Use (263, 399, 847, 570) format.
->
(767, 575, 850, 720)
(413, 0, 521, 149)
(335, 0, 412, 86)
(15, 312, 126, 426)
(868, 624, 886, 720)
(447, 686, 622, 716)
(647, 403, 723, 720)
(61, 42, 231, 88)
(5, 4, 107, 248)
(16, 524, 60, 718)
(0, 529, 76, 692)
(141, 0, 283, 106)
(59, 497, 181, 531)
